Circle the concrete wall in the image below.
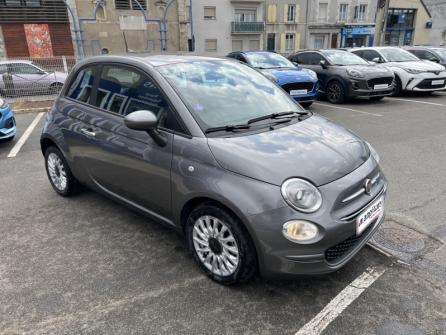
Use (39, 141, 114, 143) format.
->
(422, 0, 446, 46)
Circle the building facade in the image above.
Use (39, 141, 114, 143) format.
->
(375, 0, 432, 46)
(0, 0, 74, 58)
(423, 0, 446, 46)
(192, 0, 265, 55)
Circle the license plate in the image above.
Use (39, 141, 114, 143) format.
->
(290, 89, 308, 95)
(374, 84, 389, 90)
(432, 80, 444, 86)
(356, 196, 384, 235)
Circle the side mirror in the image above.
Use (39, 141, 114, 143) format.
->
(292, 61, 299, 67)
(320, 60, 328, 69)
(430, 58, 440, 63)
(371, 57, 382, 63)
(124, 110, 166, 146)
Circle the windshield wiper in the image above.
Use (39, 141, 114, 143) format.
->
(205, 124, 251, 134)
(247, 111, 307, 124)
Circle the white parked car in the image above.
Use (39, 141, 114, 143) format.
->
(350, 47, 446, 95)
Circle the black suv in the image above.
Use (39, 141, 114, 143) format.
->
(289, 50, 395, 104)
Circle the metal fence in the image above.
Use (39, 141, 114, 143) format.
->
(0, 56, 77, 103)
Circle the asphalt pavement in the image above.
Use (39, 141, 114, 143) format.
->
(0, 93, 445, 335)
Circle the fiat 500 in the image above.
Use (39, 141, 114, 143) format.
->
(41, 55, 387, 285)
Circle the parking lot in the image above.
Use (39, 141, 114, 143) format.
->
(1, 93, 446, 334)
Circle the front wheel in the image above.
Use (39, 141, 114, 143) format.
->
(326, 80, 346, 104)
(300, 101, 313, 108)
(186, 203, 257, 285)
(391, 76, 402, 96)
(45, 146, 79, 196)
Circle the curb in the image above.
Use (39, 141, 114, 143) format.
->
(14, 107, 51, 115)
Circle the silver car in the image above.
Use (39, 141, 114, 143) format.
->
(0, 60, 67, 97)
(41, 55, 387, 285)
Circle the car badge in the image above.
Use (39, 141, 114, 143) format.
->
(364, 179, 372, 195)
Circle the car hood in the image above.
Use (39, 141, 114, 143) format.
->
(260, 67, 316, 85)
(385, 60, 444, 71)
(207, 115, 370, 187)
(346, 64, 392, 75)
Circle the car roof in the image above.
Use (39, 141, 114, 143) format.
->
(0, 60, 33, 65)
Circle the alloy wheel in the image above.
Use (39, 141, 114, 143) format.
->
(47, 152, 68, 192)
(328, 83, 341, 102)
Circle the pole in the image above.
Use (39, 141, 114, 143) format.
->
(379, 0, 390, 46)
(189, 0, 194, 51)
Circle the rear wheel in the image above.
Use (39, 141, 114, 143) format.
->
(186, 203, 257, 285)
(326, 80, 346, 104)
(300, 101, 313, 108)
(45, 146, 80, 196)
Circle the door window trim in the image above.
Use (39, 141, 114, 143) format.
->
(64, 62, 191, 137)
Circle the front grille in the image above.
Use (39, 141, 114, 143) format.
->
(367, 77, 394, 89)
(416, 78, 446, 90)
(325, 223, 374, 264)
(282, 82, 314, 93)
(4, 117, 15, 129)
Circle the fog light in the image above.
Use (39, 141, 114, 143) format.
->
(282, 220, 318, 242)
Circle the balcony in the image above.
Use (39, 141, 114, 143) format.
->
(231, 21, 265, 34)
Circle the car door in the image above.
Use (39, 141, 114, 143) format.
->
(78, 64, 183, 223)
(7, 63, 50, 95)
(306, 52, 330, 89)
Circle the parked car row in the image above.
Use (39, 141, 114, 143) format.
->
(227, 47, 446, 106)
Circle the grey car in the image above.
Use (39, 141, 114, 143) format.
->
(40, 55, 387, 285)
(0, 60, 67, 97)
(289, 49, 395, 103)
(403, 46, 446, 67)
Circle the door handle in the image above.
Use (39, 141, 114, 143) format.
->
(80, 128, 96, 137)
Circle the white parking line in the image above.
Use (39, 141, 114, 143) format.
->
(313, 102, 383, 117)
(7, 112, 45, 158)
(295, 266, 386, 335)
(388, 97, 446, 107)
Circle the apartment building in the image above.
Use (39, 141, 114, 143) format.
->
(423, 0, 446, 46)
(192, 0, 265, 55)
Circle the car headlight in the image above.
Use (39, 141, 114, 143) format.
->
(404, 68, 423, 74)
(366, 142, 380, 163)
(282, 220, 319, 242)
(0, 98, 8, 109)
(281, 178, 322, 213)
(305, 69, 318, 80)
(347, 69, 365, 78)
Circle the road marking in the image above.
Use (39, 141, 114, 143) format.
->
(295, 266, 386, 335)
(7, 112, 45, 158)
(388, 97, 446, 107)
(313, 102, 383, 117)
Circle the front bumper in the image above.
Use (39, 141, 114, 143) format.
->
(347, 77, 394, 98)
(0, 106, 16, 140)
(405, 73, 446, 91)
(281, 81, 319, 102)
(246, 156, 387, 278)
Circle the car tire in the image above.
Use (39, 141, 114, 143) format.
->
(391, 76, 402, 96)
(370, 96, 384, 101)
(326, 80, 346, 104)
(300, 101, 313, 108)
(49, 82, 64, 94)
(186, 202, 257, 285)
(44, 146, 80, 196)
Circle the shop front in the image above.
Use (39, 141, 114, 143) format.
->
(341, 24, 375, 48)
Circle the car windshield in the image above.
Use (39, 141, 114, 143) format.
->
(379, 48, 419, 62)
(433, 48, 446, 60)
(322, 50, 368, 65)
(245, 52, 295, 69)
(158, 61, 304, 131)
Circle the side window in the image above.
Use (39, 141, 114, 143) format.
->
(8, 63, 43, 75)
(352, 50, 363, 58)
(66, 66, 96, 104)
(308, 53, 324, 65)
(294, 53, 310, 65)
(236, 55, 247, 63)
(95, 65, 182, 132)
(362, 50, 381, 62)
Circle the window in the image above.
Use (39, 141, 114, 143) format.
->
(292, 53, 314, 65)
(8, 63, 44, 75)
(205, 39, 217, 52)
(314, 35, 325, 49)
(354, 4, 367, 21)
(307, 52, 325, 66)
(287, 4, 295, 22)
(339, 4, 348, 21)
(285, 33, 295, 51)
(318, 2, 328, 22)
(115, 0, 147, 10)
(67, 67, 96, 104)
(410, 50, 438, 61)
(360, 50, 382, 62)
(232, 40, 243, 51)
(94, 65, 180, 131)
(235, 9, 256, 22)
(267, 33, 275, 51)
(204, 6, 216, 20)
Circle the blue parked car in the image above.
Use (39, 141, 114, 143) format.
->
(0, 98, 16, 141)
(227, 51, 318, 107)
